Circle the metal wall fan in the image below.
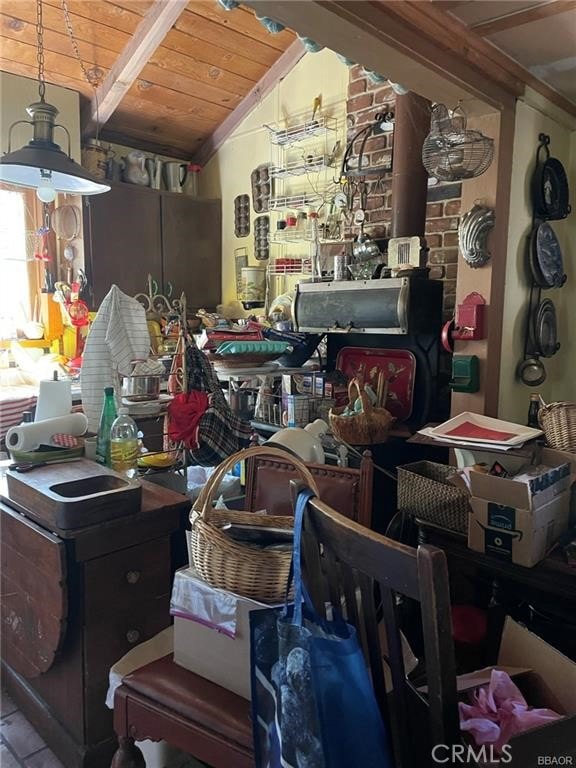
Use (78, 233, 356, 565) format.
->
(422, 104, 494, 182)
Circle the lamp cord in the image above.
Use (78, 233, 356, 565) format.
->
(36, 0, 46, 101)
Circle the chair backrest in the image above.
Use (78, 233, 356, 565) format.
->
(297, 488, 460, 768)
(244, 450, 373, 527)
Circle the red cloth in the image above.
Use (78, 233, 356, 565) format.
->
(167, 391, 209, 448)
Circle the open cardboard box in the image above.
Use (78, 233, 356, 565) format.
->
(458, 618, 576, 767)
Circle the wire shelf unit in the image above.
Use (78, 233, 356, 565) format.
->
(266, 116, 338, 146)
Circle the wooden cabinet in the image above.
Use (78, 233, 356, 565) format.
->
(1, 481, 189, 768)
(83, 182, 221, 311)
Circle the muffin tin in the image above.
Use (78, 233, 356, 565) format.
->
(234, 194, 250, 237)
(251, 164, 271, 213)
(254, 216, 270, 261)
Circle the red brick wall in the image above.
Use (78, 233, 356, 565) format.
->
(346, 66, 461, 321)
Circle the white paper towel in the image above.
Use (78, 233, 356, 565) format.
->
(35, 379, 72, 422)
(6, 412, 88, 452)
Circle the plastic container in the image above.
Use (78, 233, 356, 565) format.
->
(110, 407, 139, 478)
(96, 387, 117, 466)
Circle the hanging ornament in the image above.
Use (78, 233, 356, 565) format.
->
(255, 14, 285, 33)
(297, 35, 324, 53)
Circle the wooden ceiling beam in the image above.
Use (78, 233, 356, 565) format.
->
(471, 0, 576, 37)
(193, 39, 305, 167)
(85, 0, 189, 135)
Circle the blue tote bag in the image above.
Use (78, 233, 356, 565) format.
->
(250, 489, 393, 768)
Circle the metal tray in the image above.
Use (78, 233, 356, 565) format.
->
(335, 347, 416, 421)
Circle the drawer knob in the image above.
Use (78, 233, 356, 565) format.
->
(126, 570, 141, 585)
(126, 629, 141, 644)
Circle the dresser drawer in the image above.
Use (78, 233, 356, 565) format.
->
(83, 537, 171, 620)
(83, 595, 170, 743)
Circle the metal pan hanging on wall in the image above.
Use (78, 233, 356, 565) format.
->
(530, 222, 566, 288)
(532, 299, 560, 358)
(532, 134, 571, 221)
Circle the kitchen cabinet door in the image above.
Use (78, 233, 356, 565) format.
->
(161, 195, 221, 311)
(83, 183, 162, 308)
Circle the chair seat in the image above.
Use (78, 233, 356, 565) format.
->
(122, 655, 253, 750)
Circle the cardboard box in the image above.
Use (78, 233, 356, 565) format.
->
(469, 460, 571, 512)
(171, 567, 268, 700)
(457, 618, 576, 767)
(468, 491, 570, 567)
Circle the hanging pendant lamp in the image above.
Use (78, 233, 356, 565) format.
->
(0, 0, 109, 199)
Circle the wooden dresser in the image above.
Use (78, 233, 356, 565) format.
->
(1, 478, 189, 768)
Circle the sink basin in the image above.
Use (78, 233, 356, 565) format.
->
(6, 459, 142, 530)
(50, 475, 129, 498)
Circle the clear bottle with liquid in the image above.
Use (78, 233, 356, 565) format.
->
(96, 387, 117, 466)
(110, 408, 139, 479)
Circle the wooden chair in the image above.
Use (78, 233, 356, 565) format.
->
(296, 486, 460, 768)
(111, 482, 458, 768)
(244, 450, 374, 527)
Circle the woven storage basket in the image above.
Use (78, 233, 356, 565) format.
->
(329, 378, 395, 446)
(538, 401, 576, 453)
(190, 445, 320, 603)
(397, 461, 471, 534)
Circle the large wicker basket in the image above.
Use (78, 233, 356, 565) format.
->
(329, 378, 395, 445)
(190, 445, 320, 602)
(538, 400, 576, 453)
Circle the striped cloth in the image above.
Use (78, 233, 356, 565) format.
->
(0, 386, 37, 442)
(80, 285, 150, 432)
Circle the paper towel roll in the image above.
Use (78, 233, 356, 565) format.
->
(6, 413, 88, 452)
(35, 379, 73, 422)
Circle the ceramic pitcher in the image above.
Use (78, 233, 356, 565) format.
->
(164, 162, 188, 193)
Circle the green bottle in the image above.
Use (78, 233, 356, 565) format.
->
(96, 387, 117, 466)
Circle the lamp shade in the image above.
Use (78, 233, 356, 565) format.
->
(0, 100, 110, 195)
(0, 144, 110, 194)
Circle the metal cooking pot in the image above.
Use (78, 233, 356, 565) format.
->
(122, 375, 161, 402)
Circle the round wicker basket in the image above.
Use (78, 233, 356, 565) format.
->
(538, 400, 576, 453)
(190, 445, 320, 602)
(329, 378, 394, 446)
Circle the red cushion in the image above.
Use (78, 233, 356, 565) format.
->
(122, 655, 253, 749)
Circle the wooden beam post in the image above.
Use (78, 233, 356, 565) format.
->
(83, 0, 189, 136)
(192, 39, 305, 167)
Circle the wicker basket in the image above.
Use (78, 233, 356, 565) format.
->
(538, 400, 576, 453)
(397, 461, 471, 534)
(329, 378, 395, 446)
(190, 445, 320, 602)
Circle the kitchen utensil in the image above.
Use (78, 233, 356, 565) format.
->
(532, 133, 571, 221)
(531, 222, 566, 288)
(9, 457, 83, 473)
(122, 375, 161, 401)
(533, 298, 560, 358)
(123, 150, 149, 186)
(441, 318, 455, 353)
(234, 194, 250, 237)
(145, 157, 163, 190)
(240, 266, 266, 303)
(164, 161, 188, 193)
(5, 459, 142, 530)
(81, 139, 111, 180)
(387, 236, 425, 272)
(336, 347, 416, 421)
(458, 205, 495, 268)
(518, 357, 547, 387)
(51, 204, 81, 241)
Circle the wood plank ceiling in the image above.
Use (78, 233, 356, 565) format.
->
(434, 0, 576, 108)
(0, 0, 295, 159)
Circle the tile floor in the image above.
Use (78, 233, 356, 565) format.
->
(1, 690, 210, 768)
(1, 690, 64, 768)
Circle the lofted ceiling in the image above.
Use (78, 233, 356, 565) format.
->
(0, 0, 296, 159)
(0, 1, 575, 165)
